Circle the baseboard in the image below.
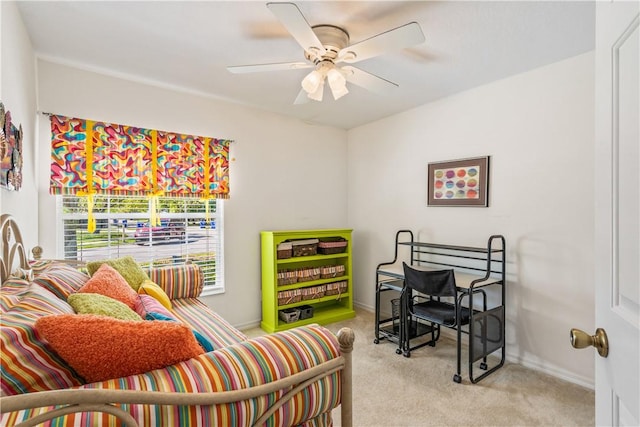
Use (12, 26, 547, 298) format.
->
(353, 301, 374, 312)
(505, 352, 594, 390)
(354, 301, 595, 390)
(236, 319, 262, 332)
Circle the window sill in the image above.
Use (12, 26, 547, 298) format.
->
(200, 286, 224, 297)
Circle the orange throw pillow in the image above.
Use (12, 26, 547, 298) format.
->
(76, 264, 138, 309)
(36, 314, 204, 383)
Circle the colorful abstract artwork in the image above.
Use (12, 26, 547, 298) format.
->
(427, 156, 489, 206)
(0, 102, 24, 191)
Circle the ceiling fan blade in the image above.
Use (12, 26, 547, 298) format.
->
(338, 22, 425, 64)
(293, 88, 310, 105)
(342, 66, 398, 94)
(227, 61, 312, 74)
(267, 2, 326, 57)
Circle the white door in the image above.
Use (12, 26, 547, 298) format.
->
(594, 1, 639, 426)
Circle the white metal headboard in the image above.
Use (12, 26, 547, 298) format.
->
(1, 214, 30, 283)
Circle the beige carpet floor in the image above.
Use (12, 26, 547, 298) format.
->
(244, 308, 595, 427)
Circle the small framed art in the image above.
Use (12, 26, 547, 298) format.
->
(0, 102, 24, 191)
(427, 156, 490, 207)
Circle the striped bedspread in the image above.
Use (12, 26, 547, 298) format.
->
(171, 298, 248, 349)
(2, 263, 343, 426)
(147, 262, 249, 348)
(1, 325, 341, 427)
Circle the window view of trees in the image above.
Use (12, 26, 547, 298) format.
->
(60, 195, 221, 290)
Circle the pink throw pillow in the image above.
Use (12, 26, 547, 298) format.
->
(134, 294, 173, 319)
(76, 264, 138, 309)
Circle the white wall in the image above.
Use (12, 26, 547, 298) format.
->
(35, 60, 348, 328)
(0, 1, 38, 248)
(347, 52, 595, 387)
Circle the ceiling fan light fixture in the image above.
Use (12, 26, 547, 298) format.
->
(329, 83, 349, 100)
(327, 67, 345, 86)
(301, 69, 324, 94)
(307, 81, 325, 101)
(327, 68, 348, 100)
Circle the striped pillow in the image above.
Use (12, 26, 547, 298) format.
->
(1, 279, 84, 395)
(147, 264, 204, 299)
(32, 262, 90, 300)
(0, 278, 31, 312)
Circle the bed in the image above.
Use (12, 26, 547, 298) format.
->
(0, 214, 354, 426)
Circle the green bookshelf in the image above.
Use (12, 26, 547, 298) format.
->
(260, 229, 355, 333)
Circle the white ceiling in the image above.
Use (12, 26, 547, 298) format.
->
(16, 1, 595, 129)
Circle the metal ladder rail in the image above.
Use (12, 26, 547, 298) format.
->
(374, 230, 413, 351)
(466, 234, 507, 384)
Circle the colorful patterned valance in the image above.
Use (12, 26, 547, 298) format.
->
(50, 115, 231, 199)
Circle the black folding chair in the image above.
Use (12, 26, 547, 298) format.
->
(401, 263, 471, 361)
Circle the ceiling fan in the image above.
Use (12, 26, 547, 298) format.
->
(227, 2, 426, 103)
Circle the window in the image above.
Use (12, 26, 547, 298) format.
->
(57, 195, 223, 295)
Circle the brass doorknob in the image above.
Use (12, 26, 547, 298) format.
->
(570, 328, 609, 358)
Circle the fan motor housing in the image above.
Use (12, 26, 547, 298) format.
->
(305, 25, 350, 62)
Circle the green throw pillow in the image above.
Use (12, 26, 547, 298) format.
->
(67, 293, 142, 321)
(86, 256, 149, 291)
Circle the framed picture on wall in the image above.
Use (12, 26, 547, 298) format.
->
(427, 156, 490, 207)
(0, 102, 24, 192)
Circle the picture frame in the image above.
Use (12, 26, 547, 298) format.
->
(427, 156, 490, 207)
(0, 102, 24, 192)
